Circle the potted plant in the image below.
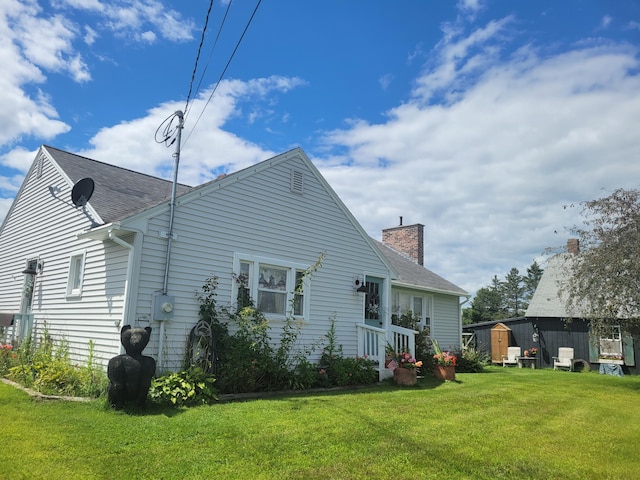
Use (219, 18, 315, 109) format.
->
(388, 350, 422, 386)
(432, 339, 456, 381)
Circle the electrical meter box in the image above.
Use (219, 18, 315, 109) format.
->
(152, 292, 175, 321)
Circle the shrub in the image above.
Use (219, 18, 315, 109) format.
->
(455, 347, 489, 373)
(149, 367, 217, 407)
(195, 269, 377, 394)
(320, 319, 377, 387)
(7, 329, 107, 398)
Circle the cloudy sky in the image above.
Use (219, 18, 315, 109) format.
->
(1, 0, 639, 296)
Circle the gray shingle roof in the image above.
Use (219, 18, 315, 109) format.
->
(373, 239, 468, 296)
(525, 254, 583, 318)
(45, 145, 193, 224)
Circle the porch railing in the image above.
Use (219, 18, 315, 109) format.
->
(356, 323, 417, 379)
(12, 313, 34, 345)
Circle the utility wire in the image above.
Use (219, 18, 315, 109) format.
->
(184, 0, 215, 117)
(183, 0, 263, 147)
(185, 0, 234, 124)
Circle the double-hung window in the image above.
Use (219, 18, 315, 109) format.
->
(235, 254, 308, 318)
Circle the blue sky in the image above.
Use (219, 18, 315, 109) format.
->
(1, 0, 639, 295)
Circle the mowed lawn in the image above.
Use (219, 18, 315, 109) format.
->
(1, 367, 639, 480)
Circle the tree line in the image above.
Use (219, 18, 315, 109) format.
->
(462, 261, 544, 324)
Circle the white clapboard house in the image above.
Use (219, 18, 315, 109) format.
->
(0, 145, 467, 377)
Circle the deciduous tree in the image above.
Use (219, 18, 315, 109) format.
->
(561, 188, 640, 334)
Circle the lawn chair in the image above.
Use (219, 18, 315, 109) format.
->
(553, 347, 574, 371)
(502, 347, 521, 367)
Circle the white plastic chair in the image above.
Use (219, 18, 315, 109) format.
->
(553, 347, 574, 371)
(502, 347, 521, 367)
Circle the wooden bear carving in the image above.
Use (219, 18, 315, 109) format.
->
(107, 325, 156, 409)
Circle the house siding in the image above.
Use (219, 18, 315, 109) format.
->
(0, 151, 125, 365)
(432, 293, 461, 350)
(129, 153, 392, 372)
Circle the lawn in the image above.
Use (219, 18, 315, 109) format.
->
(1, 367, 639, 479)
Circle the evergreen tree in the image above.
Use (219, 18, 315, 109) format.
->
(524, 260, 544, 302)
(502, 268, 526, 317)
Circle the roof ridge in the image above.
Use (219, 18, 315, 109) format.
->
(43, 145, 191, 188)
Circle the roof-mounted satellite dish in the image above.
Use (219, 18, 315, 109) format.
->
(71, 177, 95, 208)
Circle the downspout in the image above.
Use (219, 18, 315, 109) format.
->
(108, 231, 135, 353)
(460, 295, 471, 348)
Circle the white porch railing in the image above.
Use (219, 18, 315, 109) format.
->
(356, 323, 417, 379)
(11, 313, 34, 345)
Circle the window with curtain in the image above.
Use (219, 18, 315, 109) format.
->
(234, 254, 308, 318)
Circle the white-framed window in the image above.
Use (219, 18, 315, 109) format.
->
(66, 251, 86, 298)
(234, 254, 309, 318)
(392, 292, 432, 333)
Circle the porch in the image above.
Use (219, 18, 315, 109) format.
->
(356, 323, 417, 380)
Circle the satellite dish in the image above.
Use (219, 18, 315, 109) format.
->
(71, 178, 95, 208)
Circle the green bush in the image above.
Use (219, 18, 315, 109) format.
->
(455, 347, 489, 373)
(7, 330, 107, 398)
(319, 318, 377, 387)
(149, 367, 217, 406)
(196, 271, 378, 394)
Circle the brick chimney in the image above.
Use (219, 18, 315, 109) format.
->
(567, 238, 580, 254)
(382, 218, 425, 266)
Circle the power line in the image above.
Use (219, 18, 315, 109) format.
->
(184, 0, 215, 117)
(185, 0, 234, 124)
(183, 0, 263, 147)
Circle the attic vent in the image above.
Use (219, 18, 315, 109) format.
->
(37, 154, 45, 178)
(290, 169, 304, 195)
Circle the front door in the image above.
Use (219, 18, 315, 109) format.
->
(363, 278, 383, 328)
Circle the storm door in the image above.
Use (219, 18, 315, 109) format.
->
(363, 278, 383, 328)
(17, 259, 38, 342)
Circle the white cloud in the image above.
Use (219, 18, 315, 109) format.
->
(99, 1, 194, 43)
(379, 73, 394, 90)
(76, 76, 304, 186)
(84, 25, 98, 45)
(319, 36, 640, 294)
(0, 2, 71, 146)
(414, 16, 514, 103)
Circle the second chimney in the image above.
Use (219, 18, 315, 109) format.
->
(382, 221, 425, 266)
(567, 238, 580, 254)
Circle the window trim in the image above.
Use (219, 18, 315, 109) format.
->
(233, 253, 310, 320)
(66, 251, 86, 299)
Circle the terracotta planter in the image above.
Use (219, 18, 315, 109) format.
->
(433, 364, 455, 381)
(393, 367, 417, 386)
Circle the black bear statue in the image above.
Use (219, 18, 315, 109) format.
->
(107, 325, 156, 409)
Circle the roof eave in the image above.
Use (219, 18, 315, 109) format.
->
(391, 279, 469, 298)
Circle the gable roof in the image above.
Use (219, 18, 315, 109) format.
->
(373, 239, 468, 297)
(44, 145, 193, 224)
(525, 253, 583, 318)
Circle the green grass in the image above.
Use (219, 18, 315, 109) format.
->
(1, 367, 639, 479)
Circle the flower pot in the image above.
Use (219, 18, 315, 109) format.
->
(393, 367, 417, 386)
(433, 364, 455, 381)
